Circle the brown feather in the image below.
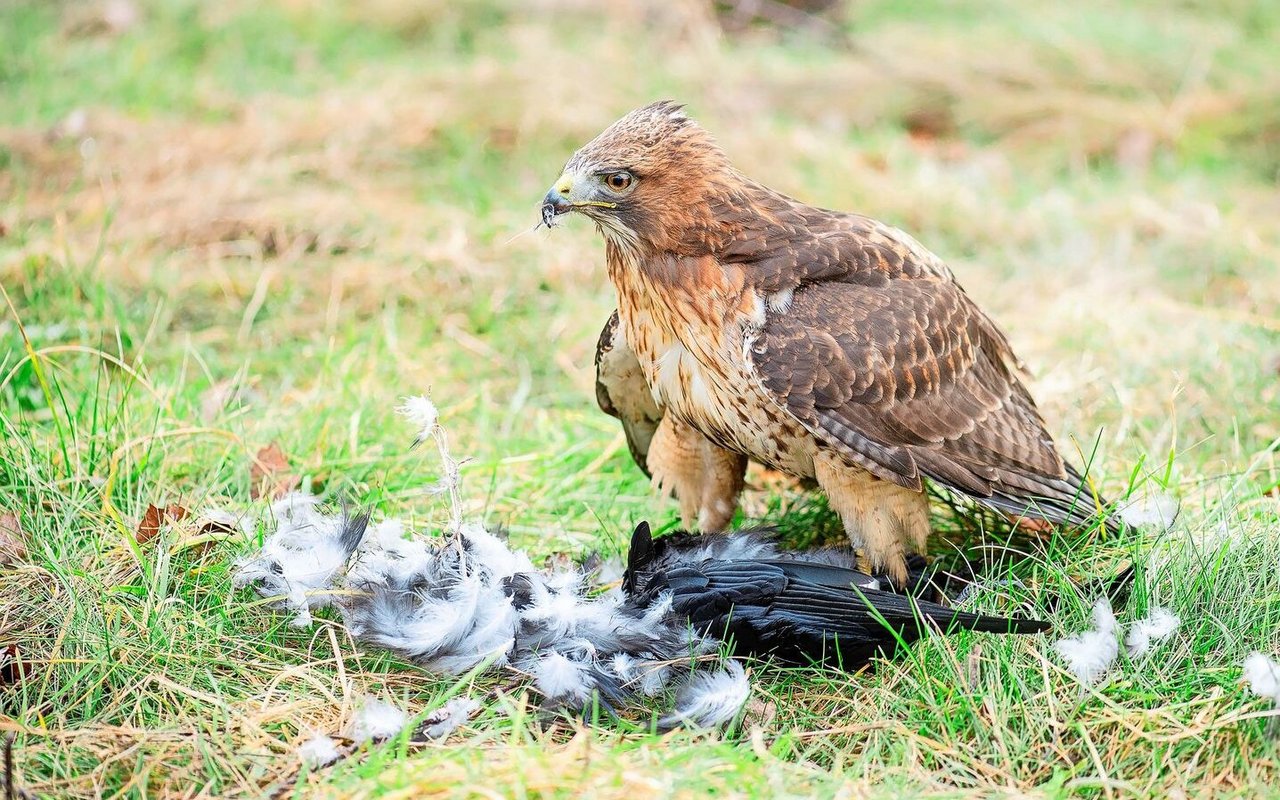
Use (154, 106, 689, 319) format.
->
(751, 282, 1072, 500)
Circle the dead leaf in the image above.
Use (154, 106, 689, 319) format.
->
(195, 510, 239, 536)
(0, 512, 27, 564)
(903, 103, 957, 143)
(251, 442, 298, 500)
(0, 644, 34, 686)
(172, 509, 242, 556)
(135, 503, 188, 544)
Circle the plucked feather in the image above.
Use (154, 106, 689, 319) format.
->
(657, 661, 751, 730)
(235, 505, 1047, 727)
(1052, 599, 1120, 686)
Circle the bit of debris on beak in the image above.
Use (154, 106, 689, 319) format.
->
(541, 196, 566, 228)
(540, 179, 574, 229)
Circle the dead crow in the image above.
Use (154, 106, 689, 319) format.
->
(622, 522, 1050, 668)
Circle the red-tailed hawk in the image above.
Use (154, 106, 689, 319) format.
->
(548, 101, 1115, 583)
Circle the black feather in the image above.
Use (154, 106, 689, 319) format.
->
(339, 505, 372, 555)
(622, 520, 655, 596)
(622, 523, 1049, 667)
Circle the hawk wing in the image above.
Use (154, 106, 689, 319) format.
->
(595, 310, 662, 477)
(748, 276, 1109, 530)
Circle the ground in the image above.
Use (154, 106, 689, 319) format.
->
(1, 0, 1279, 797)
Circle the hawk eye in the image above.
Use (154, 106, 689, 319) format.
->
(605, 171, 633, 191)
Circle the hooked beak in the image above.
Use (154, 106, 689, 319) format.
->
(540, 174, 575, 227)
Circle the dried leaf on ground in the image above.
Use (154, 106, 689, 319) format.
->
(135, 503, 188, 544)
(0, 644, 34, 686)
(250, 443, 298, 500)
(195, 510, 239, 536)
(172, 509, 242, 556)
(0, 511, 27, 564)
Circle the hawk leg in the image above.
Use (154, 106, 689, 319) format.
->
(647, 415, 747, 531)
(814, 451, 931, 587)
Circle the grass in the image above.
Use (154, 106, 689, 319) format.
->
(2, 0, 1279, 796)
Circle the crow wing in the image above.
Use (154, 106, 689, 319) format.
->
(660, 558, 1048, 666)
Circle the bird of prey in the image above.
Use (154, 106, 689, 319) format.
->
(545, 101, 1116, 584)
(622, 522, 1048, 667)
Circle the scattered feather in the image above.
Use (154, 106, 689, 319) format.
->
(348, 698, 409, 744)
(658, 661, 751, 729)
(1126, 607, 1181, 657)
(532, 651, 596, 705)
(232, 493, 367, 626)
(230, 397, 757, 730)
(234, 426, 1046, 736)
(232, 502, 1033, 729)
(234, 498, 729, 724)
(594, 555, 627, 585)
(418, 697, 480, 740)
(1243, 653, 1280, 703)
(1053, 599, 1119, 686)
(296, 733, 342, 768)
(609, 652, 639, 682)
(343, 525, 520, 674)
(1119, 492, 1180, 529)
(398, 395, 439, 445)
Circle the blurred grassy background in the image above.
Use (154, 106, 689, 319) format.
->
(1, 0, 1279, 797)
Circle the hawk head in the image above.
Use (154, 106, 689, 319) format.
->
(541, 101, 733, 255)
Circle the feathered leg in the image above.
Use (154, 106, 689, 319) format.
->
(647, 416, 746, 531)
(696, 445, 747, 531)
(814, 451, 930, 587)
